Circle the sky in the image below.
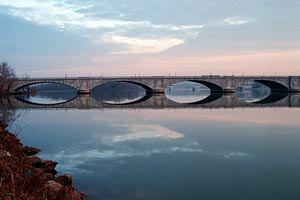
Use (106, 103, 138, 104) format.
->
(0, 0, 299, 77)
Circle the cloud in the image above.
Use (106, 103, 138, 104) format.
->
(1, 0, 146, 29)
(103, 35, 184, 54)
(0, 0, 202, 54)
(2, 1, 255, 55)
(223, 17, 253, 25)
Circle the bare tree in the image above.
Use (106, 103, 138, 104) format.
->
(0, 62, 16, 93)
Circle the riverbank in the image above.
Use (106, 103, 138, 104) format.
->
(0, 122, 85, 200)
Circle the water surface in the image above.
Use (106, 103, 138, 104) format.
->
(5, 88, 300, 200)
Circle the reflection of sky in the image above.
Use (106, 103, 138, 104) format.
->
(101, 124, 183, 143)
(13, 108, 300, 200)
(103, 97, 143, 104)
(23, 96, 68, 104)
(235, 89, 270, 103)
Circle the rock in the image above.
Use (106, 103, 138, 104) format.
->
(28, 158, 58, 174)
(44, 173, 55, 179)
(40, 172, 55, 183)
(30, 168, 44, 178)
(41, 160, 58, 174)
(32, 168, 44, 175)
(23, 146, 41, 156)
(28, 156, 42, 167)
(44, 180, 62, 193)
(0, 150, 11, 157)
(55, 174, 73, 186)
(0, 122, 8, 129)
(79, 192, 86, 199)
(30, 168, 54, 183)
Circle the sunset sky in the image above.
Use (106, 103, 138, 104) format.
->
(0, 0, 299, 77)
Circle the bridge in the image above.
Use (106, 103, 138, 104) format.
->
(8, 75, 300, 94)
(2, 93, 300, 110)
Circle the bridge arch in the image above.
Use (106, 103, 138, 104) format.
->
(91, 80, 153, 93)
(13, 81, 77, 92)
(253, 80, 288, 92)
(165, 80, 224, 104)
(176, 80, 224, 92)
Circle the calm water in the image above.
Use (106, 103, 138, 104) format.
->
(5, 87, 300, 200)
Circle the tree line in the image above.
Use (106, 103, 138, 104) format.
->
(0, 62, 16, 94)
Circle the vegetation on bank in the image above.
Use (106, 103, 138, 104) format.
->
(0, 122, 85, 200)
(0, 62, 16, 94)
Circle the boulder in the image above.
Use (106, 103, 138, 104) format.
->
(44, 180, 62, 193)
(41, 160, 58, 174)
(0, 150, 11, 158)
(23, 146, 41, 156)
(30, 168, 44, 179)
(39, 172, 55, 183)
(55, 174, 73, 186)
(28, 156, 42, 167)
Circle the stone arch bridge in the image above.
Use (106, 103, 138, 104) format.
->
(8, 75, 300, 94)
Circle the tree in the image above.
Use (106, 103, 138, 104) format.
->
(0, 62, 16, 93)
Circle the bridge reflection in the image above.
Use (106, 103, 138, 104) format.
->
(253, 93, 289, 104)
(14, 95, 78, 106)
(2, 92, 300, 109)
(186, 93, 224, 105)
(103, 94, 152, 105)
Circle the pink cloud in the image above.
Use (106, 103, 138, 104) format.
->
(20, 50, 300, 77)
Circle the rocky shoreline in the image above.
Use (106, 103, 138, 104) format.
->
(0, 122, 85, 200)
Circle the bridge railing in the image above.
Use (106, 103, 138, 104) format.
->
(15, 75, 299, 81)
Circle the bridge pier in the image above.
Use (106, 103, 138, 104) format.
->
(147, 88, 165, 94)
(210, 88, 235, 93)
(223, 88, 235, 93)
(287, 89, 300, 93)
(77, 90, 91, 95)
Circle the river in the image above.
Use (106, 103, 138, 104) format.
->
(4, 84, 300, 200)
